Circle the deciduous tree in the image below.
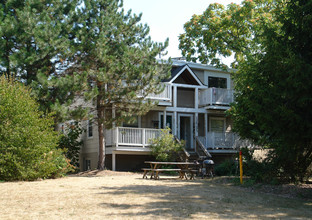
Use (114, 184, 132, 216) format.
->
(179, 0, 312, 182)
(0, 76, 72, 181)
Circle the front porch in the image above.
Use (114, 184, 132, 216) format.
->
(105, 127, 161, 150)
(197, 132, 254, 153)
(105, 127, 244, 154)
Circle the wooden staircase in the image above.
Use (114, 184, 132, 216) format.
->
(174, 136, 212, 162)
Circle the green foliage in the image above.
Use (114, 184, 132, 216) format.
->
(149, 128, 185, 162)
(58, 122, 83, 169)
(179, 0, 282, 68)
(240, 148, 277, 183)
(1, 0, 171, 170)
(70, 0, 171, 169)
(0, 76, 72, 181)
(0, 0, 86, 122)
(214, 159, 237, 176)
(230, 0, 312, 182)
(180, 0, 312, 183)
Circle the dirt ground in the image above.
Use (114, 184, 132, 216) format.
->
(0, 171, 311, 220)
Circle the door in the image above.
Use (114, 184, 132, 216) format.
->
(178, 114, 193, 150)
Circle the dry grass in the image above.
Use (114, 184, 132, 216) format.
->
(0, 171, 311, 219)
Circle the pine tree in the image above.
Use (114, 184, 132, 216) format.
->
(0, 0, 84, 122)
(69, 0, 171, 169)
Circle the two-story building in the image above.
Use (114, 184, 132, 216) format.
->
(79, 60, 243, 171)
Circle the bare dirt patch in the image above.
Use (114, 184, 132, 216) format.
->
(0, 171, 311, 219)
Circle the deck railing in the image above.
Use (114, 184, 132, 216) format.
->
(199, 88, 234, 107)
(198, 132, 254, 150)
(138, 84, 172, 101)
(105, 127, 162, 148)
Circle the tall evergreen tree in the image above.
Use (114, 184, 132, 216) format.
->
(68, 0, 171, 169)
(0, 0, 84, 122)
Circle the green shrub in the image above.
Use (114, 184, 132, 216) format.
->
(240, 147, 279, 183)
(149, 128, 185, 161)
(214, 159, 237, 176)
(0, 76, 73, 181)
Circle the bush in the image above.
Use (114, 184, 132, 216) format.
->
(0, 76, 73, 181)
(58, 121, 83, 169)
(214, 159, 237, 176)
(240, 147, 279, 183)
(149, 128, 185, 161)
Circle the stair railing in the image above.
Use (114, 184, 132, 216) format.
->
(195, 136, 212, 159)
(174, 136, 190, 162)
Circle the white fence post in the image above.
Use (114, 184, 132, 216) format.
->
(142, 128, 146, 148)
(115, 127, 119, 148)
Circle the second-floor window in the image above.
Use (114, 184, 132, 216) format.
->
(208, 76, 227, 88)
(87, 120, 93, 138)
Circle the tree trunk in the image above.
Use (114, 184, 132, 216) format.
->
(97, 116, 106, 170)
(97, 88, 106, 170)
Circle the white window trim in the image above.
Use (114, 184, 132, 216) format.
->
(205, 71, 231, 89)
(87, 120, 93, 139)
(158, 112, 173, 130)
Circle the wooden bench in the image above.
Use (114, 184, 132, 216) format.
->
(142, 168, 182, 179)
(181, 169, 198, 180)
(142, 168, 153, 179)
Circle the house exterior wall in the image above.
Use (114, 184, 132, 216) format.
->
(77, 60, 238, 171)
(177, 88, 195, 108)
(192, 69, 205, 84)
(141, 111, 159, 129)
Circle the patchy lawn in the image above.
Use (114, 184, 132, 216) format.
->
(0, 171, 311, 219)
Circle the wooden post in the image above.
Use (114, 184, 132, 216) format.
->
(112, 152, 116, 171)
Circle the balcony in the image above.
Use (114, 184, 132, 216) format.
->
(138, 84, 172, 104)
(105, 127, 162, 150)
(199, 88, 234, 110)
(197, 132, 254, 153)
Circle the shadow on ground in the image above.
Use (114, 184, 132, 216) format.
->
(95, 176, 312, 219)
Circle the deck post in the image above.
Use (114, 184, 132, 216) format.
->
(173, 85, 177, 108)
(163, 110, 166, 128)
(195, 112, 198, 150)
(173, 111, 177, 136)
(195, 88, 199, 109)
(115, 127, 118, 148)
(204, 113, 208, 146)
(142, 128, 145, 148)
(112, 151, 116, 171)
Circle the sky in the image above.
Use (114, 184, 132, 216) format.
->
(123, 0, 243, 60)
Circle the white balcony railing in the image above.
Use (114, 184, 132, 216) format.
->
(138, 84, 172, 101)
(199, 88, 234, 107)
(198, 132, 254, 150)
(105, 127, 162, 148)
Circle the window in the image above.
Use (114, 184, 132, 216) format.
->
(208, 76, 227, 88)
(87, 120, 93, 138)
(160, 114, 173, 130)
(209, 118, 225, 132)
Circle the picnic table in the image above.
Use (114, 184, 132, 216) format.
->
(142, 161, 198, 180)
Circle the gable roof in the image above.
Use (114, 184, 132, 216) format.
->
(164, 64, 204, 86)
